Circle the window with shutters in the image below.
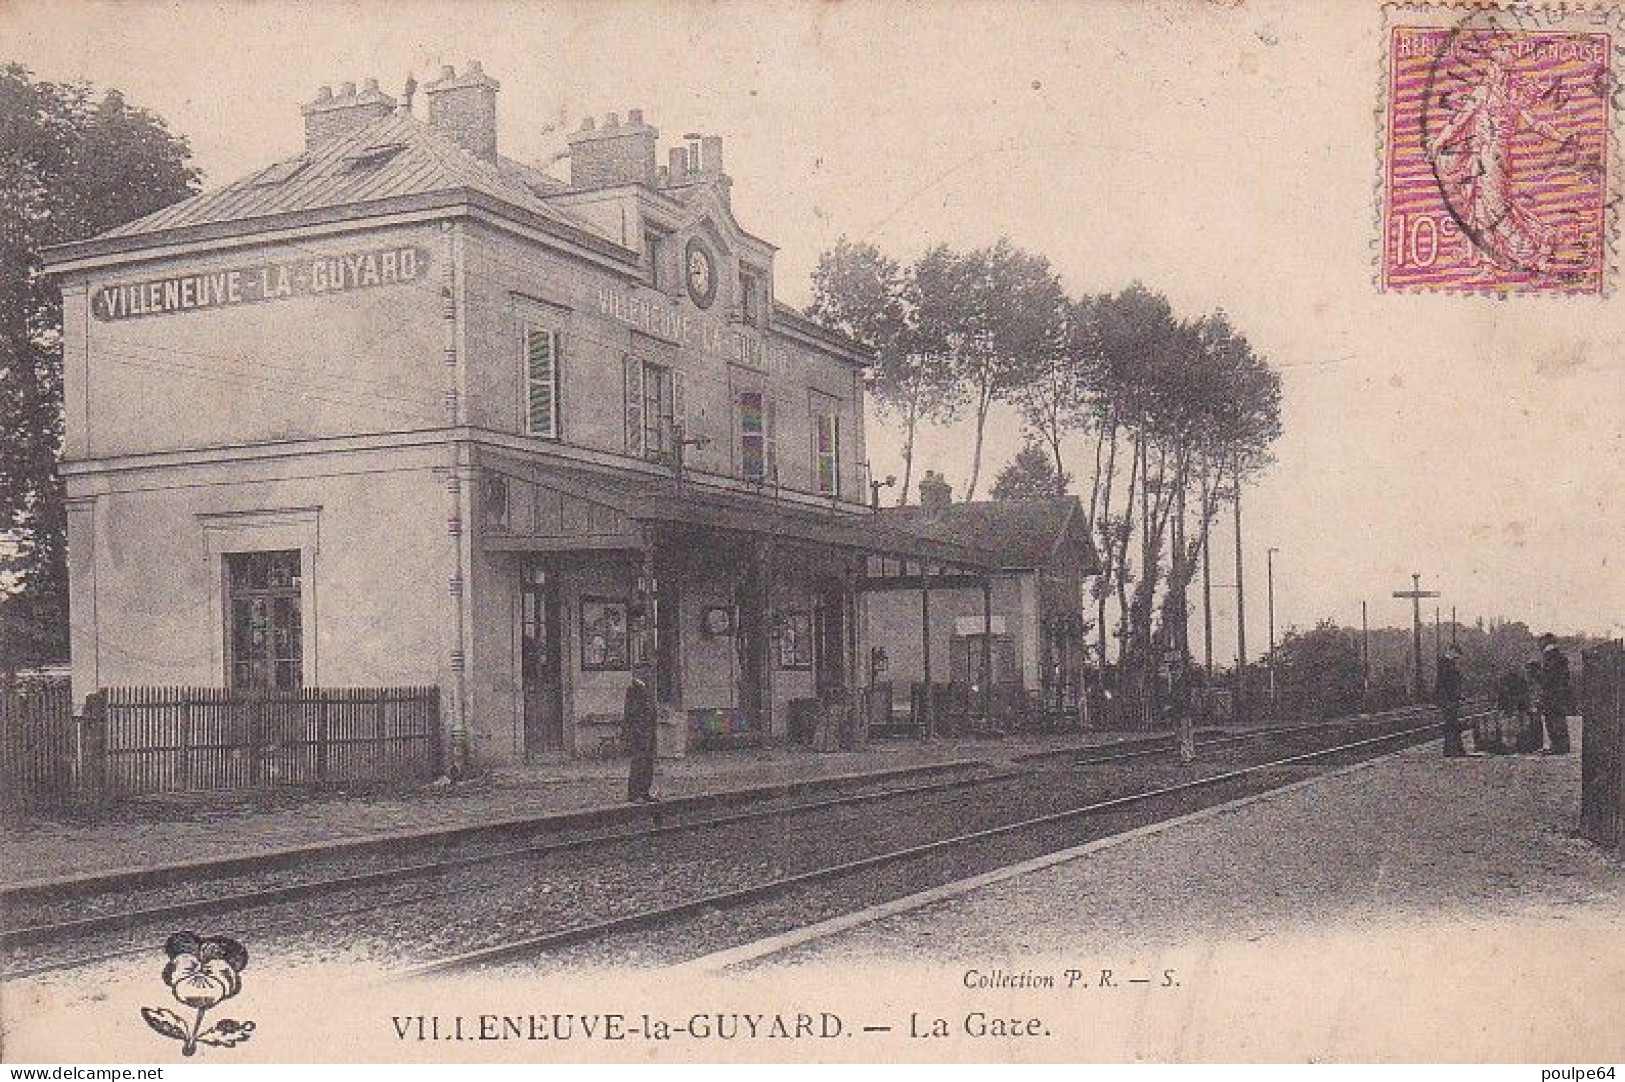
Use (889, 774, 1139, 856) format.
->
(523, 325, 560, 438)
(813, 410, 841, 496)
(643, 362, 675, 459)
(738, 390, 777, 483)
(626, 356, 685, 464)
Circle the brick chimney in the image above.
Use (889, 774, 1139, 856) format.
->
(568, 109, 659, 189)
(662, 132, 731, 206)
(301, 78, 396, 148)
(919, 470, 953, 515)
(423, 61, 499, 161)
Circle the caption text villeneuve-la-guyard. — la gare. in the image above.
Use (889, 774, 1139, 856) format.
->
(388, 973, 1180, 1043)
(389, 1011, 1064, 1043)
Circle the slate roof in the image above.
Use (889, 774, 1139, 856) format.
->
(98, 111, 595, 242)
(876, 497, 1099, 573)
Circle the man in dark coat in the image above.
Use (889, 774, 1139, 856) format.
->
(1537, 635, 1574, 755)
(1516, 659, 1546, 753)
(1436, 646, 1467, 757)
(623, 667, 659, 802)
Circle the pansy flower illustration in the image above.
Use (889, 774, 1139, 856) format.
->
(140, 932, 256, 1056)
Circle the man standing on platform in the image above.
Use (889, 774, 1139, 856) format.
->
(1437, 645, 1467, 758)
(624, 665, 659, 803)
(1537, 634, 1574, 755)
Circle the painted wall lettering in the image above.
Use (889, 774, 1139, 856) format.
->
(91, 245, 432, 321)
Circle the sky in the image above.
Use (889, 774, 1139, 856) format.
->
(6, 0, 1623, 658)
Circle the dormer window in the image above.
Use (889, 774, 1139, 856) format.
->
(341, 142, 406, 171)
(740, 270, 762, 325)
(251, 158, 310, 187)
(644, 229, 665, 290)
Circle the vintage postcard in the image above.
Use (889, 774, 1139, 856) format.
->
(2, 0, 1623, 1069)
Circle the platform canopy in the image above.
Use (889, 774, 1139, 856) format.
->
(476, 448, 1001, 573)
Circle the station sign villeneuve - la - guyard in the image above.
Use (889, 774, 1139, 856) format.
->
(90, 244, 431, 321)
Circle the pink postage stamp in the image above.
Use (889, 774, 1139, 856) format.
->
(1381, 6, 1621, 295)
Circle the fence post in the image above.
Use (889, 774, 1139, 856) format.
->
(248, 695, 263, 787)
(179, 694, 194, 790)
(316, 695, 330, 785)
(374, 693, 387, 780)
(427, 689, 445, 779)
(75, 691, 108, 809)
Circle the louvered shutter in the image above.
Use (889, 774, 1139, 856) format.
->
(672, 371, 688, 450)
(813, 412, 840, 495)
(526, 328, 558, 438)
(809, 413, 820, 491)
(624, 354, 644, 456)
(826, 415, 841, 495)
(764, 397, 778, 484)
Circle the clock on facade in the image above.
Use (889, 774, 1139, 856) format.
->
(700, 605, 734, 636)
(685, 238, 718, 309)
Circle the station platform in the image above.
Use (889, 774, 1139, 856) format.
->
(0, 729, 1151, 892)
(733, 731, 1625, 1062)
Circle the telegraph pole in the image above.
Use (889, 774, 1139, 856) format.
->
(1392, 573, 1439, 701)
(1201, 520, 1214, 679)
(1451, 605, 1459, 649)
(1360, 600, 1371, 700)
(1266, 547, 1279, 707)
(1233, 487, 1247, 723)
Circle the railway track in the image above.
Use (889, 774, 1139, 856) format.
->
(399, 710, 1474, 978)
(1069, 705, 1445, 766)
(0, 764, 1017, 957)
(3, 705, 1470, 981)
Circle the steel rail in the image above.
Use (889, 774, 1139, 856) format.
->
(8, 704, 1439, 951)
(0, 764, 1022, 955)
(1070, 704, 1448, 766)
(398, 711, 1474, 979)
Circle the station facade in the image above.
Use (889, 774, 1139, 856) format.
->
(44, 65, 1008, 766)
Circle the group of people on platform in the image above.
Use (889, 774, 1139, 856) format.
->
(1435, 634, 1575, 758)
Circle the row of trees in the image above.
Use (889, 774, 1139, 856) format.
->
(807, 238, 1283, 691)
(1270, 618, 1590, 719)
(0, 66, 201, 670)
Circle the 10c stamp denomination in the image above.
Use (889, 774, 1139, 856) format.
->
(1381, 5, 1620, 294)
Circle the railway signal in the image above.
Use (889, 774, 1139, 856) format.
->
(1392, 573, 1440, 701)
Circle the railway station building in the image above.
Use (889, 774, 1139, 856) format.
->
(43, 65, 1055, 769)
(864, 476, 1097, 717)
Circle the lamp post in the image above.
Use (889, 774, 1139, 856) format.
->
(868, 468, 896, 510)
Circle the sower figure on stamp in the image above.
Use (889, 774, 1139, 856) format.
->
(1536, 634, 1574, 756)
(623, 663, 659, 803)
(1436, 645, 1467, 758)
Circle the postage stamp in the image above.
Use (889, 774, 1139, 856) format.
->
(1380, 4, 1623, 295)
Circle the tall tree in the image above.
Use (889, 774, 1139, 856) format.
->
(1010, 293, 1097, 490)
(914, 239, 1065, 501)
(806, 237, 960, 505)
(0, 66, 200, 669)
(991, 443, 1072, 500)
(1083, 282, 1181, 670)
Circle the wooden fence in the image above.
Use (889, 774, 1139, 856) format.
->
(0, 678, 76, 810)
(83, 686, 443, 798)
(906, 682, 1035, 736)
(1580, 642, 1623, 849)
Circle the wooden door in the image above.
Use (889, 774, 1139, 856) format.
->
(520, 566, 564, 756)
